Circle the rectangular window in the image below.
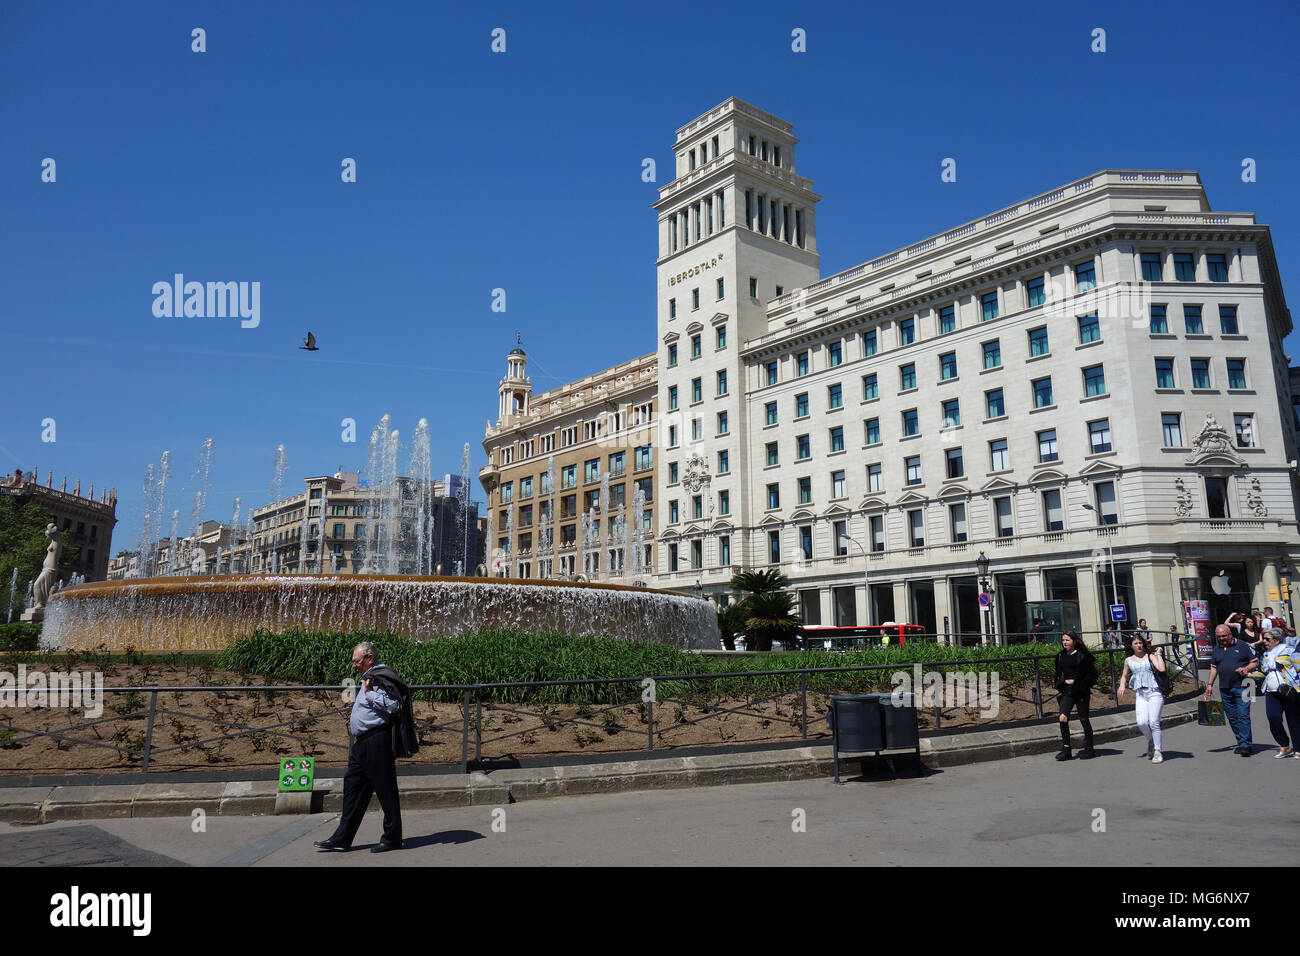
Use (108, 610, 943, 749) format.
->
(1184, 305, 1203, 334)
(1234, 413, 1255, 448)
(1074, 260, 1096, 292)
(941, 398, 961, 429)
(828, 342, 843, 366)
(520, 476, 534, 499)
(1207, 254, 1229, 282)
(1141, 253, 1163, 282)
(863, 330, 878, 356)
(668, 385, 678, 410)
(717, 450, 729, 473)
(828, 383, 843, 408)
(1205, 477, 1230, 519)
(1033, 376, 1053, 408)
(1089, 418, 1112, 454)
(692, 290, 700, 311)
(765, 361, 778, 386)
(1155, 358, 1175, 388)
(1162, 413, 1183, 447)
(693, 495, 703, 520)
(831, 470, 846, 498)
(669, 500, 679, 523)
(796, 393, 809, 417)
(983, 339, 1001, 369)
(829, 425, 845, 452)
(767, 483, 780, 509)
(1219, 305, 1239, 335)
(765, 401, 778, 426)
(668, 424, 678, 447)
(950, 503, 968, 542)
(900, 363, 917, 391)
(1078, 314, 1100, 343)
(1028, 326, 1049, 356)
(862, 373, 878, 400)
(1026, 276, 1046, 308)
(1150, 304, 1168, 334)
(561, 465, 576, 489)
(669, 543, 678, 571)
(995, 496, 1014, 537)
(717, 370, 728, 395)
(766, 441, 779, 466)
(768, 530, 781, 564)
(1174, 252, 1196, 282)
(908, 509, 925, 547)
(669, 298, 677, 319)
(1043, 489, 1064, 532)
(635, 445, 653, 471)
(720, 535, 731, 566)
(1226, 359, 1246, 390)
(981, 291, 999, 321)
(796, 351, 810, 376)
(608, 453, 625, 477)
(940, 351, 957, 380)
(1038, 429, 1058, 463)
(900, 318, 916, 346)
(833, 520, 848, 556)
(691, 334, 702, 357)
(945, 447, 964, 479)
(990, 439, 1009, 471)
(867, 463, 882, 492)
(865, 417, 880, 444)
(716, 277, 725, 301)
(717, 411, 729, 434)
(501, 482, 513, 503)
(796, 434, 811, 460)
(986, 388, 1005, 419)
(668, 462, 679, 484)
(869, 513, 885, 551)
(668, 343, 678, 366)
(902, 409, 919, 436)
(798, 477, 812, 505)
(939, 304, 956, 334)
(691, 539, 702, 569)
(691, 418, 702, 441)
(749, 276, 758, 298)
(905, 455, 922, 486)
(691, 378, 702, 403)
(1083, 364, 1106, 397)
(1095, 481, 1118, 525)
(718, 489, 730, 515)
(1191, 359, 1211, 389)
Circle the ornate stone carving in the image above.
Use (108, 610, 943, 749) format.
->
(1185, 413, 1242, 465)
(30, 523, 61, 610)
(1246, 476, 1268, 517)
(682, 452, 711, 494)
(1174, 477, 1193, 518)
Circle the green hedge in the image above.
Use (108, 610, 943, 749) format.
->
(0, 622, 40, 652)
(215, 629, 1070, 704)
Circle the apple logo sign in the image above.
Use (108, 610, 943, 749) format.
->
(1210, 570, 1232, 596)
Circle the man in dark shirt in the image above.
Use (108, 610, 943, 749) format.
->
(1206, 624, 1259, 755)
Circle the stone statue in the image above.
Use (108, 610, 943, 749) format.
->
(30, 522, 61, 610)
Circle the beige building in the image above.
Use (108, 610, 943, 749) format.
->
(0, 467, 117, 581)
(479, 342, 658, 582)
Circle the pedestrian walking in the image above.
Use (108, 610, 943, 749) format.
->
(1119, 632, 1169, 763)
(1053, 630, 1098, 760)
(1256, 628, 1300, 758)
(313, 642, 405, 852)
(1205, 624, 1259, 756)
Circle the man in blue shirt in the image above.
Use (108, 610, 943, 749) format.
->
(1205, 624, 1259, 756)
(314, 642, 404, 852)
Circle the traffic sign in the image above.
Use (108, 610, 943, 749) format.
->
(1110, 604, 1127, 623)
(978, 592, 993, 609)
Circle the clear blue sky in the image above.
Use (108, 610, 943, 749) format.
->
(3, 0, 1298, 551)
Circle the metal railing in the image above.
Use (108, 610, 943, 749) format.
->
(0, 639, 1200, 774)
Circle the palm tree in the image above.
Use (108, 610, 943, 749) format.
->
(717, 602, 749, 651)
(730, 568, 789, 597)
(743, 591, 803, 652)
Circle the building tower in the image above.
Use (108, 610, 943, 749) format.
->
(499, 334, 532, 424)
(653, 98, 822, 594)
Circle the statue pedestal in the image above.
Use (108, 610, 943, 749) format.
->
(19, 607, 44, 624)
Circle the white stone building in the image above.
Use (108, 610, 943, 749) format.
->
(652, 97, 1299, 643)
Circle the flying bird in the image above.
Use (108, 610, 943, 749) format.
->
(300, 332, 319, 351)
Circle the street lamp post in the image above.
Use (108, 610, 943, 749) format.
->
(1280, 561, 1295, 632)
(975, 551, 994, 646)
(839, 531, 871, 627)
(1083, 502, 1120, 630)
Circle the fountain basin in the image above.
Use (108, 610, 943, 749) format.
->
(40, 574, 719, 652)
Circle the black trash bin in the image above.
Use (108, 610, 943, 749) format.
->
(827, 692, 920, 783)
(878, 691, 919, 750)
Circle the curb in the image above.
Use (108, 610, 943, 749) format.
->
(0, 699, 1204, 822)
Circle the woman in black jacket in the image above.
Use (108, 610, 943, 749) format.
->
(1054, 630, 1098, 760)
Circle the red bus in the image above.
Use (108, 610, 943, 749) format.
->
(801, 623, 927, 650)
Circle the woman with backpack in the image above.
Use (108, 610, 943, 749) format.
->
(1118, 632, 1170, 763)
(1053, 630, 1098, 760)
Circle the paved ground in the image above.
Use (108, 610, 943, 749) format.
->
(3, 719, 1295, 866)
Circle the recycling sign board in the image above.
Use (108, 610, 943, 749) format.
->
(278, 757, 315, 792)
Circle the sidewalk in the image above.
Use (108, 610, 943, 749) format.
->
(0, 697, 1204, 824)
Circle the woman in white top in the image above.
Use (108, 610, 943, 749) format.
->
(1257, 628, 1300, 757)
(1119, 632, 1168, 763)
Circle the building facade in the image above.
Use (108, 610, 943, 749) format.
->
(650, 98, 1299, 641)
(479, 343, 658, 582)
(0, 467, 117, 581)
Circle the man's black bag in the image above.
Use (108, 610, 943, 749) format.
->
(366, 664, 420, 758)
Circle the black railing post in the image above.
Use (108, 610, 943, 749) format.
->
(461, 689, 470, 772)
(647, 682, 654, 752)
(1032, 658, 1043, 719)
(800, 671, 808, 739)
(1109, 651, 1120, 708)
(474, 688, 483, 763)
(140, 690, 158, 772)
